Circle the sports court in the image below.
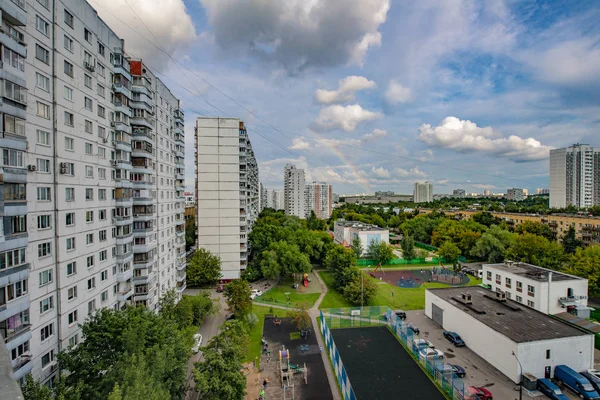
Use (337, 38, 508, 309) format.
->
(330, 326, 445, 400)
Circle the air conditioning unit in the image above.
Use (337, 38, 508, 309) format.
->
(60, 162, 67, 168)
(110, 160, 118, 165)
(110, 121, 116, 127)
(103, 138, 108, 143)
(84, 62, 95, 72)
(27, 165, 36, 171)
(112, 141, 117, 146)
(50, 362, 58, 372)
(60, 167, 68, 174)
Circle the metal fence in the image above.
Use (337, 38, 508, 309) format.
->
(320, 306, 390, 329)
(357, 256, 467, 267)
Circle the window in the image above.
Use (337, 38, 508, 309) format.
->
(37, 215, 51, 229)
(97, 84, 105, 98)
(64, 85, 73, 101)
(37, 102, 50, 119)
(40, 323, 53, 341)
(88, 300, 96, 314)
(38, 243, 51, 258)
(3, 48, 24, 71)
(64, 60, 74, 77)
(516, 295, 523, 303)
(527, 285, 535, 296)
(85, 188, 93, 201)
(36, 44, 50, 64)
(36, 158, 50, 173)
(67, 262, 76, 276)
(87, 256, 94, 269)
(84, 51, 92, 66)
(86, 233, 93, 245)
(64, 10, 74, 28)
(37, 187, 51, 201)
(66, 237, 75, 251)
(36, 15, 50, 36)
(98, 105, 105, 118)
(0, 279, 28, 306)
(84, 28, 91, 43)
(64, 111, 74, 126)
(38, 0, 50, 8)
(99, 210, 107, 220)
(11, 341, 29, 361)
(39, 269, 53, 285)
(64, 34, 73, 52)
(97, 63, 105, 77)
(69, 334, 79, 347)
(65, 187, 75, 201)
(85, 120, 93, 134)
(84, 74, 92, 88)
(65, 137, 74, 151)
(99, 230, 107, 241)
(505, 277, 511, 288)
(97, 42, 105, 57)
(68, 286, 77, 300)
(66, 212, 75, 226)
(100, 250, 107, 262)
(99, 188, 106, 198)
(101, 290, 108, 302)
(40, 297, 54, 315)
(36, 73, 50, 92)
(98, 147, 106, 159)
(87, 277, 95, 289)
(86, 210, 94, 222)
(68, 311, 77, 326)
(98, 126, 106, 139)
(41, 350, 55, 368)
(85, 142, 93, 154)
(37, 130, 50, 146)
(527, 300, 535, 308)
(84, 97, 92, 111)
(516, 281, 523, 292)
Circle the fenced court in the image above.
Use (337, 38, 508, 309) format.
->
(369, 269, 430, 288)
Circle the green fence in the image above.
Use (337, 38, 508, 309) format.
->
(320, 306, 390, 329)
(414, 241, 438, 251)
(590, 309, 600, 322)
(357, 257, 470, 266)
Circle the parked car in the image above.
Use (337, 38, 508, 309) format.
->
(581, 372, 600, 394)
(554, 365, 600, 400)
(250, 289, 263, 300)
(407, 323, 420, 335)
(192, 333, 203, 354)
(395, 310, 407, 320)
(465, 386, 493, 400)
(413, 338, 434, 350)
(419, 347, 444, 360)
(537, 378, 569, 400)
(443, 331, 466, 347)
(436, 363, 466, 378)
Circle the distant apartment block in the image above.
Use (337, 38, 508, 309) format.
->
(195, 118, 259, 279)
(536, 188, 550, 195)
(506, 188, 527, 201)
(262, 187, 284, 211)
(284, 164, 305, 218)
(453, 189, 466, 198)
(333, 221, 389, 256)
(305, 181, 332, 219)
(550, 143, 600, 208)
(414, 181, 433, 203)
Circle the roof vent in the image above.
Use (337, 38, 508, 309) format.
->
(461, 292, 472, 304)
(495, 290, 506, 301)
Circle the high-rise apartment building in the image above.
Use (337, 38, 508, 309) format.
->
(506, 188, 527, 201)
(284, 164, 305, 218)
(550, 144, 600, 209)
(452, 189, 466, 198)
(0, 0, 185, 385)
(536, 188, 550, 195)
(195, 118, 259, 280)
(261, 188, 283, 210)
(413, 181, 433, 203)
(305, 181, 332, 219)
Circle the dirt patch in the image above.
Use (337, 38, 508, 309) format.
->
(243, 363, 260, 400)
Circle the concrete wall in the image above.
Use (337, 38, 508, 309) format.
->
(517, 336, 594, 379)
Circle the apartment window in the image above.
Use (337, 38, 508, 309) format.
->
(88, 300, 96, 314)
(98, 105, 106, 118)
(98, 126, 106, 139)
(37, 215, 51, 229)
(66, 237, 75, 251)
(40, 323, 53, 341)
(37, 130, 50, 146)
(36, 15, 50, 36)
(66, 262, 76, 276)
(64, 60, 73, 77)
(11, 341, 30, 362)
(86, 233, 93, 245)
(36, 102, 50, 119)
(505, 277, 511, 288)
(99, 188, 106, 199)
(37, 0, 50, 8)
(97, 42, 105, 57)
(99, 230, 107, 241)
(100, 269, 108, 280)
(84, 97, 93, 111)
(38, 243, 51, 258)
(85, 120, 93, 134)
(0, 248, 26, 271)
(85, 142, 93, 155)
(3, 48, 24, 72)
(87, 256, 94, 269)
(68, 311, 77, 326)
(0, 279, 28, 306)
(64, 10, 74, 28)
(65, 212, 75, 226)
(65, 137, 74, 151)
(86, 210, 94, 222)
(85, 188, 93, 201)
(64, 85, 73, 101)
(97, 84, 105, 98)
(36, 44, 50, 64)
(36, 158, 50, 173)
(64, 111, 74, 126)
(69, 334, 79, 347)
(101, 290, 108, 302)
(40, 297, 54, 315)
(36, 73, 50, 92)
(67, 286, 77, 300)
(65, 187, 75, 201)
(98, 147, 106, 159)
(64, 34, 73, 52)
(39, 269, 53, 285)
(99, 250, 107, 262)
(546, 349, 551, 359)
(516, 295, 523, 303)
(41, 350, 55, 368)
(84, 74, 92, 88)
(84, 28, 91, 43)
(527, 299, 535, 307)
(37, 187, 51, 201)
(99, 210, 106, 220)
(87, 277, 95, 289)
(527, 285, 535, 296)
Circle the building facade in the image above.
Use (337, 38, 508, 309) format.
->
(0, 0, 185, 384)
(305, 181, 332, 219)
(283, 164, 305, 218)
(262, 188, 283, 211)
(550, 144, 600, 209)
(506, 188, 527, 201)
(414, 181, 433, 203)
(195, 117, 258, 280)
(333, 221, 389, 256)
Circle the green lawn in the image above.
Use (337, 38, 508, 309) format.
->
(318, 272, 353, 309)
(255, 276, 321, 308)
(245, 305, 285, 367)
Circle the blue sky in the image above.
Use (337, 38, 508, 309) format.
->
(93, 0, 600, 195)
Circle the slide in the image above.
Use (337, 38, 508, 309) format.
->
(303, 279, 308, 288)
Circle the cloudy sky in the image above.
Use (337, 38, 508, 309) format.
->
(92, 0, 600, 195)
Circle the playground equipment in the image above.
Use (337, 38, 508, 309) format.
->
(303, 273, 309, 288)
(431, 266, 468, 285)
(279, 346, 308, 400)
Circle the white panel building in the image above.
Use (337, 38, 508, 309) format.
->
(333, 221, 389, 256)
(305, 181, 332, 219)
(550, 144, 600, 208)
(262, 188, 283, 211)
(426, 286, 594, 384)
(284, 164, 305, 218)
(414, 181, 433, 203)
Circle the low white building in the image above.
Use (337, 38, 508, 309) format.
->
(425, 286, 594, 384)
(482, 261, 590, 318)
(333, 221, 389, 256)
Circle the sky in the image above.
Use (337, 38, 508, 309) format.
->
(91, 0, 600, 195)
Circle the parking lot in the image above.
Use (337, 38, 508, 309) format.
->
(405, 310, 581, 400)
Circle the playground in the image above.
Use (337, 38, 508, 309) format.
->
(330, 326, 445, 400)
(260, 317, 333, 400)
(370, 267, 469, 288)
(256, 272, 323, 308)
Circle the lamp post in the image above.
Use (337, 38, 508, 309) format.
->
(512, 351, 523, 400)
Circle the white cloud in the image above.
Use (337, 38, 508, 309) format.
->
(289, 137, 311, 150)
(315, 137, 361, 148)
(394, 167, 427, 178)
(370, 166, 390, 178)
(384, 80, 412, 104)
(361, 128, 387, 141)
(418, 116, 553, 162)
(94, 0, 196, 71)
(312, 104, 383, 132)
(418, 149, 434, 161)
(200, 0, 390, 72)
(315, 76, 376, 105)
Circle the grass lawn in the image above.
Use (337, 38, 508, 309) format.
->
(255, 276, 321, 308)
(318, 271, 352, 309)
(245, 304, 285, 367)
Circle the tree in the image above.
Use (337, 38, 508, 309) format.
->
(307, 210, 327, 231)
(185, 217, 197, 251)
(224, 279, 253, 317)
(470, 225, 516, 262)
(174, 293, 215, 328)
(567, 245, 600, 295)
(343, 271, 378, 306)
(259, 241, 311, 280)
(288, 301, 312, 330)
(562, 226, 582, 254)
(186, 249, 223, 287)
(438, 241, 461, 268)
(431, 220, 483, 255)
(515, 221, 556, 241)
(377, 242, 395, 265)
(400, 235, 416, 260)
(472, 211, 501, 227)
(324, 246, 358, 291)
(506, 233, 565, 270)
(351, 237, 363, 259)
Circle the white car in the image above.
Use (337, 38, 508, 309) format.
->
(192, 333, 203, 354)
(250, 289, 263, 300)
(413, 338, 434, 350)
(419, 347, 444, 360)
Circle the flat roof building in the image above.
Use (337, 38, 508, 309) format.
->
(333, 221, 389, 256)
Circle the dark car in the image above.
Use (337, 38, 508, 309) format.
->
(395, 310, 407, 320)
(582, 371, 600, 394)
(537, 378, 569, 400)
(407, 323, 420, 335)
(443, 331, 466, 347)
(447, 363, 466, 378)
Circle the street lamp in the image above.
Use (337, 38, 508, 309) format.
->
(511, 351, 523, 400)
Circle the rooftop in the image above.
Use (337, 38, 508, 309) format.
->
(484, 261, 584, 282)
(428, 286, 590, 343)
(335, 220, 387, 231)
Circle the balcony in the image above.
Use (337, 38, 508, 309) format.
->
(132, 127, 154, 141)
(2, 0, 27, 26)
(176, 271, 186, 283)
(113, 64, 132, 81)
(112, 82, 132, 99)
(176, 281, 186, 294)
(116, 266, 133, 282)
(117, 285, 133, 301)
(130, 115, 153, 130)
(113, 100, 132, 117)
(113, 215, 132, 226)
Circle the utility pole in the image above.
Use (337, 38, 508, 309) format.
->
(512, 351, 523, 400)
